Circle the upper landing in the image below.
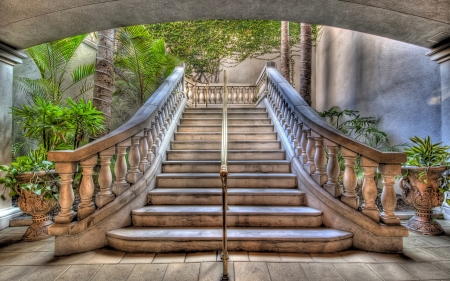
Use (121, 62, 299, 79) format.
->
(0, 0, 449, 50)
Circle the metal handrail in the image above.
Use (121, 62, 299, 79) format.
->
(220, 70, 229, 281)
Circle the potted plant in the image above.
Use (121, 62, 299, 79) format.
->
(400, 136, 450, 235)
(0, 147, 58, 241)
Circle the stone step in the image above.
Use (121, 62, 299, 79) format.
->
(184, 108, 266, 113)
(177, 124, 274, 133)
(174, 132, 278, 141)
(106, 227, 354, 253)
(156, 173, 297, 188)
(166, 150, 286, 161)
(162, 160, 291, 173)
(132, 205, 322, 227)
(183, 112, 268, 119)
(148, 188, 304, 205)
(179, 118, 271, 125)
(170, 140, 281, 150)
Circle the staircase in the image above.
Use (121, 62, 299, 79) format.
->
(106, 106, 353, 253)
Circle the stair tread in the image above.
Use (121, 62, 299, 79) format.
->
(107, 227, 353, 241)
(133, 205, 321, 216)
(157, 173, 296, 178)
(149, 188, 302, 195)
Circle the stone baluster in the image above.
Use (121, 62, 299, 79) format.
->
(145, 127, 155, 164)
(127, 133, 143, 183)
(238, 87, 243, 103)
(199, 87, 205, 104)
(96, 146, 116, 208)
(299, 127, 309, 164)
(341, 148, 359, 209)
(215, 88, 220, 103)
(312, 136, 328, 186)
(304, 131, 316, 174)
(227, 87, 232, 103)
(168, 97, 174, 122)
(379, 164, 401, 225)
(250, 87, 255, 102)
(78, 155, 98, 220)
(152, 121, 160, 154)
(284, 108, 292, 135)
(113, 139, 131, 196)
(360, 157, 380, 222)
(157, 113, 165, 141)
(162, 103, 169, 132)
(288, 113, 296, 143)
(291, 118, 298, 147)
(323, 141, 342, 197)
(187, 84, 193, 103)
(54, 162, 78, 224)
(233, 87, 238, 103)
(244, 87, 249, 103)
(294, 121, 303, 156)
(139, 129, 150, 172)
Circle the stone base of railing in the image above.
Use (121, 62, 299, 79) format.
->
(323, 183, 343, 198)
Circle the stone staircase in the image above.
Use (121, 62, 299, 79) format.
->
(106, 106, 353, 253)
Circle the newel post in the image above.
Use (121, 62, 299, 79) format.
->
(379, 164, 401, 225)
(54, 162, 78, 224)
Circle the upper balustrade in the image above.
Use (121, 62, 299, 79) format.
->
(185, 80, 256, 106)
(259, 62, 406, 225)
(47, 65, 185, 227)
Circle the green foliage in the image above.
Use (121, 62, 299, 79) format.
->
(15, 34, 95, 105)
(113, 26, 180, 123)
(146, 21, 322, 83)
(404, 136, 450, 167)
(0, 147, 58, 201)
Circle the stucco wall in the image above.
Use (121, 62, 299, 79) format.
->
(314, 26, 442, 145)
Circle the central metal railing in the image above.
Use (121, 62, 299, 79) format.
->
(220, 70, 229, 281)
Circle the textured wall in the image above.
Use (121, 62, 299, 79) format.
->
(315, 26, 442, 145)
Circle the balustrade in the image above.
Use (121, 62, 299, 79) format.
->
(184, 81, 256, 106)
(48, 66, 185, 225)
(261, 62, 405, 225)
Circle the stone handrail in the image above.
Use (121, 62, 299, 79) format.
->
(47, 65, 185, 225)
(260, 62, 406, 225)
(185, 80, 256, 105)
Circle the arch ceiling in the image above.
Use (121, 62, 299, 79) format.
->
(1, 0, 449, 50)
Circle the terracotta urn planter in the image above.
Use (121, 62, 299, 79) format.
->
(400, 166, 446, 236)
(16, 171, 57, 241)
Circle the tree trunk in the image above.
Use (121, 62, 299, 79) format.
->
(280, 21, 290, 82)
(300, 23, 312, 106)
(93, 29, 115, 137)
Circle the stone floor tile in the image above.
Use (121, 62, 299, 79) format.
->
(404, 237, 435, 248)
(28, 251, 61, 265)
(127, 264, 167, 281)
(34, 242, 55, 252)
(301, 263, 345, 281)
(89, 248, 126, 264)
(267, 262, 308, 281)
(1, 251, 51, 265)
(92, 264, 135, 281)
(400, 263, 450, 280)
(433, 261, 450, 273)
(55, 264, 102, 281)
(370, 252, 412, 263)
(368, 263, 419, 280)
(248, 252, 281, 262)
(333, 263, 382, 281)
(0, 252, 19, 264)
(339, 250, 378, 263)
(219, 251, 249, 262)
(234, 262, 271, 281)
(185, 251, 217, 262)
(279, 253, 313, 262)
(0, 265, 38, 281)
(403, 248, 441, 262)
(153, 253, 186, 263)
(424, 247, 450, 260)
(58, 250, 99, 264)
(199, 262, 235, 281)
(0, 226, 28, 234)
(163, 263, 201, 281)
(0, 240, 51, 252)
(420, 236, 450, 247)
(0, 233, 23, 247)
(310, 253, 347, 263)
(21, 265, 70, 281)
(120, 253, 156, 264)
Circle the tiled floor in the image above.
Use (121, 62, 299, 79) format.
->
(3, 221, 450, 280)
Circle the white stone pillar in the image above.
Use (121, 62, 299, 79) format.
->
(0, 44, 26, 230)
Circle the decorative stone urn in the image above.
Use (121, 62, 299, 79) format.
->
(17, 172, 57, 241)
(400, 166, 446, 236)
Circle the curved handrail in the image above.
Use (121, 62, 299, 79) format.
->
(48, 66, 184, 162)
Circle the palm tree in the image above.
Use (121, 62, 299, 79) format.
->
(93, 29, 116, 136)
(280, 21, 290, 82)
(15, 34, 95, 105)
(300, 23, 312, 106)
